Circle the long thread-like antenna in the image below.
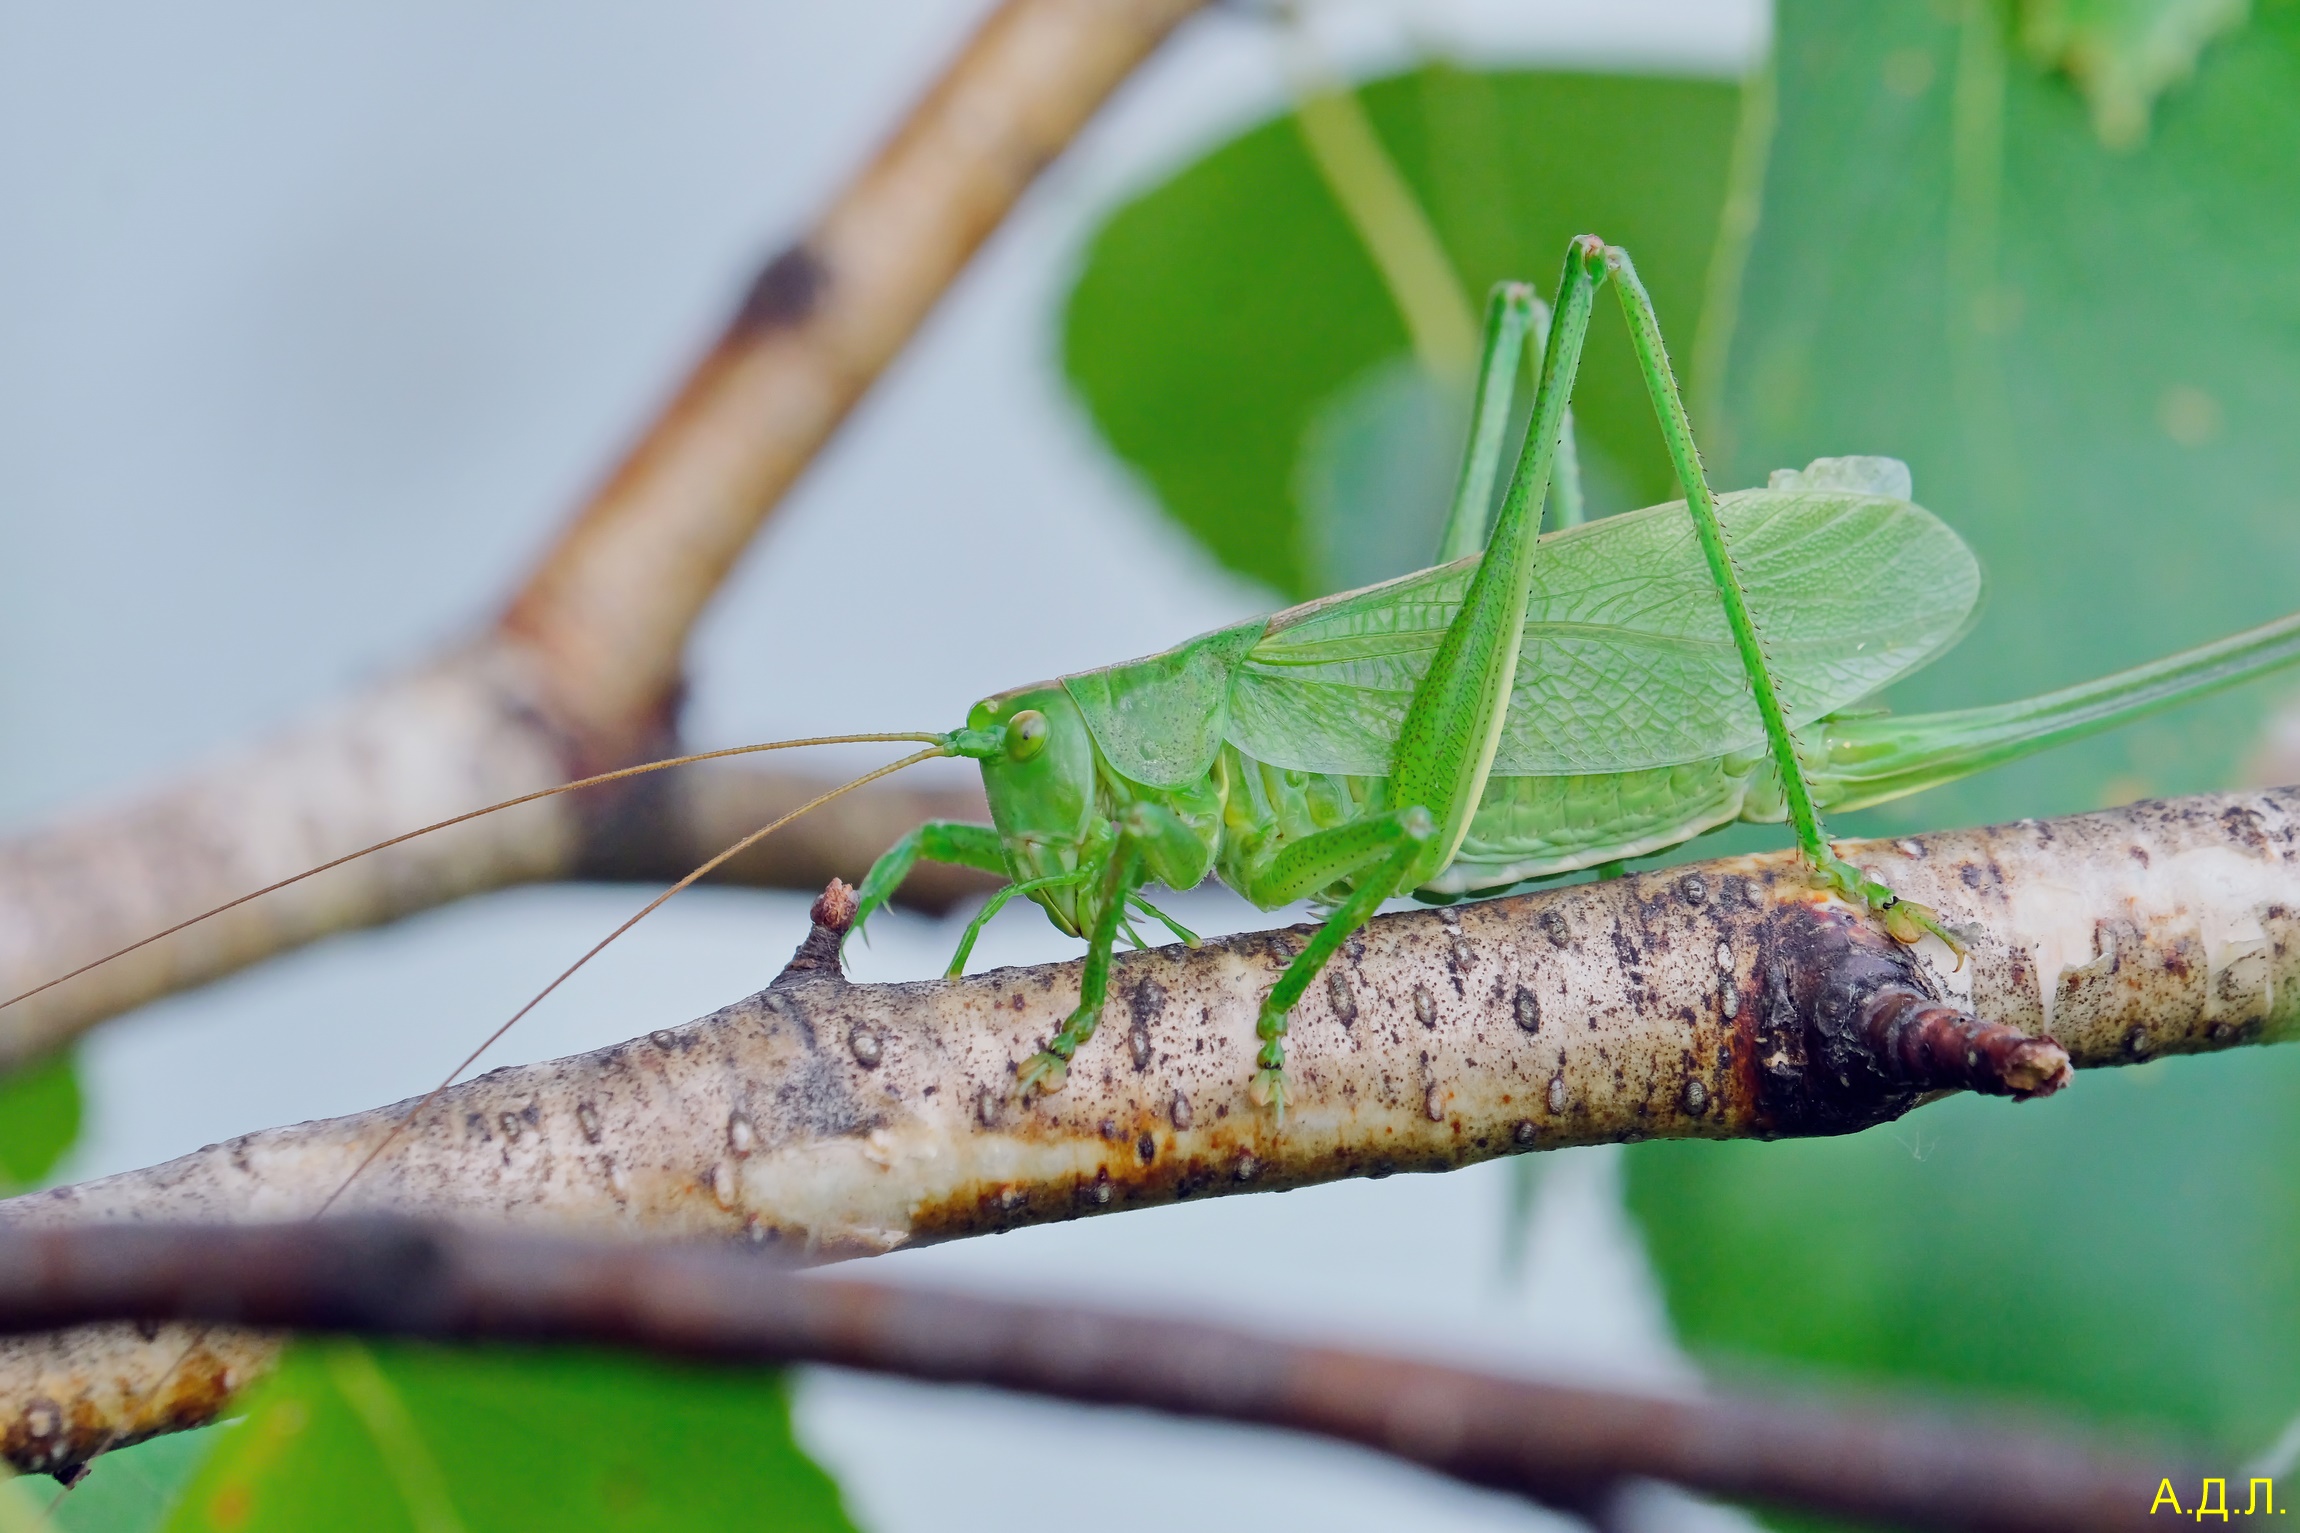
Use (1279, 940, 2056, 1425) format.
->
(0, 731, 946, 1016)
(85, 741, 955, 1479)
(313, 745, 944, 1216)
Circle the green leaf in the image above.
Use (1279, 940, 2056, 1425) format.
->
(2016, 0, 2253, 148)
(1294, 357, 1471, 596)
(1063, 65, 1741, 602)
(1629, 1047, 2300, 1447)
(1718, 0, 2300, 833)
(0, 1051, 82, 1193)
(161, 1342, 857, 1533)
(5, 1427, 222, 1532)
(1630, 0, 2300, 1502)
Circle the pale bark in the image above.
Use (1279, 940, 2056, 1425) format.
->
(0, 0, 1196, 1068)
(3, 787, 2294, 1471)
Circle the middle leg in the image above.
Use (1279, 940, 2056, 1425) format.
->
(1236, 805, 1437, 1119)
(1017, 800, 1207, 1096)
(1239, 239, 1607, 1116)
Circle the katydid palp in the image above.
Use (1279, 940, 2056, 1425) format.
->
(15, 234, 2300, 1143)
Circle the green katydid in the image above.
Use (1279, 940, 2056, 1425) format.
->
(840, 233, 2300, 1114)
(14, 233, 2300, 1141)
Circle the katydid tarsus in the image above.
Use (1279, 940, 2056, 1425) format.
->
(16, 234, 2300, 1148)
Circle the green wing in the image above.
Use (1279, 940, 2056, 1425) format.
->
(1225, 485, 1982, 777)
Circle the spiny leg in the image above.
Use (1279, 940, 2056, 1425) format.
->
(1391, 237, 1605, 891)
(1521, 289, 1589, 534)
(1128, 893, 1199, 947)
(1434, 283, 1588, 565)
(1545, 376, 1588, 531)
(847, 821, 1007, 952)
(1602, 246, 1962, 952)
(1230, 240, 1604, 1117)
(1016, 842, 1140, 1097)
(944, 870, 1088, 977)
(1435, 283, 1536, 562)
(1239, 806, 1436, 1120)
(1015, 800, 1202, 1095)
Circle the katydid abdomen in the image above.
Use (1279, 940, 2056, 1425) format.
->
(1210, 742, 1760, 902)
(1094, 581, 2300, 913)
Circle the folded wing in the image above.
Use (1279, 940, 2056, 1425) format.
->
(1226, 486, 1981, 777)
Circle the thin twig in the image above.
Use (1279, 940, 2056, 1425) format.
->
(0, 1220, 2187, 1533)
(498, 0, 1217, 742)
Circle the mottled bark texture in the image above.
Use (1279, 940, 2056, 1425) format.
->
(0, 1222, 2184, 1533)
(4, 787, 2295, 1472)
(0, 0, 1201, 1068)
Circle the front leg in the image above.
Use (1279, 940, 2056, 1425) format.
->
(1015, 798, 1207, 1096)
(846, 821, 1006, 952)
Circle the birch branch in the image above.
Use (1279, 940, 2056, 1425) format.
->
(3, 787, 2294, 1473)
(0, 1220, 2185, 1533)
(0, 0, 1201, 1069)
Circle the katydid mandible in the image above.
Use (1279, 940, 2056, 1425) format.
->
(17, 234, 2300, 1142)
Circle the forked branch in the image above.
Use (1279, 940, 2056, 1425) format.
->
(0, 1220, 2185, 1533)
(2, 787, 2292, 1472)
(0, 0, 1210, 1070)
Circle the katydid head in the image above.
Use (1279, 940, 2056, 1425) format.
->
(963, 684, 1109, 937)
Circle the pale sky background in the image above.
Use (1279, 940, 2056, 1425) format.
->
(0, 4, 1770, 1528)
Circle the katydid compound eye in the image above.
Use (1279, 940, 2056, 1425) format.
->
(1007, 709, 1049, 761)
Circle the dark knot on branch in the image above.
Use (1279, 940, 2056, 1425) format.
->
(1757, 903, 2069, 1136)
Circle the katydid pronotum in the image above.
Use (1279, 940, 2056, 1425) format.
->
(16, 234, 2300, 1146)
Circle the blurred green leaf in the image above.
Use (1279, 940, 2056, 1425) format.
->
(1064, 65, 1740, 602)
(2016, 0, 2253, 147)
(5, 1427, 221, 1532)
(161, 1343, 856, 1533)
(1630, 0, 2300, 1505)
(0, 1051, 81, 1193)
(1718, 0, 2300, 833)
(1633, 1052, 2300, 1448)
(1293, 356, 1468, 594)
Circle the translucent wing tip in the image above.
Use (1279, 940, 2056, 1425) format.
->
(1767, 455, 1914, 501)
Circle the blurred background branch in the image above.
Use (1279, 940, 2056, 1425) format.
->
(0, 0, 1218, 1072)
(0, 1220, 2188, 1533)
